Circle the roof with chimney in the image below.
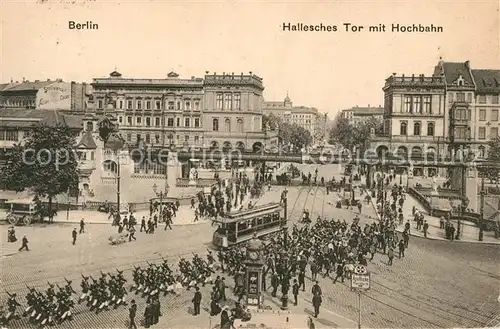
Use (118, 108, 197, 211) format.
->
(342, 105, 384, 116)
(471, 69, 500, 94)
(433, 60, 475, 88)
(76, 131, 97, 149)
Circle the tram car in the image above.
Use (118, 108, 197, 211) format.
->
(211, 203, 285, 248)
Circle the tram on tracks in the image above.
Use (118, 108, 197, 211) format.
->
(211, 202, 285, 248)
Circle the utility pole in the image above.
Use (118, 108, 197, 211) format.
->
(479, 175, 485, 241)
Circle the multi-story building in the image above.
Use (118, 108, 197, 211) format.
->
(89, 70, 205, 150)
(433, 60, 500, 158)
(369, 73, 447, 176)
(88, 70, 277, 153)
(202, 72, 277, 152)
(263, 94, 322, 144)
(0, 79, 89, 111)
(340, 105, 384, 125)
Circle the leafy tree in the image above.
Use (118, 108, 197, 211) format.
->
(329, 115, 383, 153)
(263, 114, 312, 150)
(0, 123, 80, 219)
(485, 137, 500, 182)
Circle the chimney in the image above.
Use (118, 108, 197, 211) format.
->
(392, 73, 396, 76)
(241, 72, 243, 76)
(205, 71, 209, 74)
(191, 76, 195, 79)
(368, 104, 370, 107)
(465, 60, 470, 68)
(214, 72, 216, 76)
(412, 74, 415, 80)
(47, 79, 51, 81)
(35, 80, 40, 82)
(22, 77, 25, 82)
(249, 71, 253, 75)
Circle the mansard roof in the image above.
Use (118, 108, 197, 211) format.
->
(471, 69, 500, 94)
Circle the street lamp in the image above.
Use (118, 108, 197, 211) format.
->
(479, 175, 485, 241)
(106, 133, 125, 216)
(152, 183, 170, 222)
(280, 251, 290, 310)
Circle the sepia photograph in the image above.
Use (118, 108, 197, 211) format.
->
(0, 0, 499, 328)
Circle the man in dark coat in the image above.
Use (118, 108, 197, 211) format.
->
(292, 279, 300, 306)
(128, 299, 137, 329)
(144, 300, 153, 328)
(72, 228, 77, 245)
(312, 292, 322, 318)
(192, 286, 202, 316)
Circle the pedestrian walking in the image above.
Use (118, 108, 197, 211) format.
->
(129, 225, 137, 241)
(398, 239, 405, 258)
(128, 299, 137, 329)
(19, 235, 29, 251)
(298, 270, 306, 291)
(387, 248, 394, 266)
(79, 219, 85, 234)
(144, 299, 153, 328)
(72, 228, 77, 245)
(164, 217, 172, 231)
(292, 279, 299, 306)
(312, 292, 322, 318)
(140, 217, 146, 232)
(192, 286, 202, 316)
(423, 220, 429, 238)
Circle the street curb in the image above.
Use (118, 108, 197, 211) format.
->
(0, 218, 211, 227)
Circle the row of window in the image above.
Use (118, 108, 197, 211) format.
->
(1, 99, 36, 107)
(478, 108, 499, 121)
(114, 116, 201, 128)
(0, 130, 20, 141)
(97, 99, 201, 111)
(212, 118, 244, 132)
(448, 93, 499, 104)
(478, 126, 498, 140)
(403, 95, 433, 114)
(400, 122, 434, 136)
(127, 133, 202, 144)
(215, 93, 242, 110)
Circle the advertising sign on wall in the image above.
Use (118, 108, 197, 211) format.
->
(36, 82, 71, 110)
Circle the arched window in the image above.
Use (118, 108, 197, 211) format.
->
(225, 118, 231, 132)
(212, 118, 219, 131)
(427, 122, 434, 136)
(414, 122, 421, 136)
(237, 119, 243, 133)
(102, 160, 118, 173)
(400, 122, 407, 135)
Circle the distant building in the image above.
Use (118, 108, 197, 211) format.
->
(0, 79, 89, 111)
(340, 105, 384, 125)
(263, 94, 324, 144)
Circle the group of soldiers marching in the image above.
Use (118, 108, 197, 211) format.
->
(79, 270, 128, 313)
(1, 278, 76, 327)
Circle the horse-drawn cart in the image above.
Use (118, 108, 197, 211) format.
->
(5, 198, 43, 226)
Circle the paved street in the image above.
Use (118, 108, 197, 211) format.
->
(1, 164, 499, 328)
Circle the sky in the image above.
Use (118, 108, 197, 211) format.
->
(1, 0, 499, 117)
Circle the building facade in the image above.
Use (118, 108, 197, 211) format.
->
(0, 79, 89, 111)
(89, 70, 205, 149)
(433, 60, 500, 158)
(368, 59, 500, 177)
(369, 74, 447, 176)
(340, 105, 384, 125)
(88, 70, 277, 152)
(263, 94, 322, 144)
(202, 72, 277, 152)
